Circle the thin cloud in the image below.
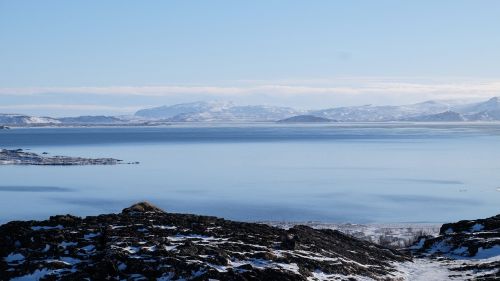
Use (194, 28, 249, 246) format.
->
(1, 78, 500, 98)
(0, 104, 142, 112)
(1, 78, 499, 116)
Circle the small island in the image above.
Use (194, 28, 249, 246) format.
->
(0, 149, 136, 165)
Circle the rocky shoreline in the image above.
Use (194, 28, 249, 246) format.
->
(0, 202, 499, 280)
(0, 149, 138, 166)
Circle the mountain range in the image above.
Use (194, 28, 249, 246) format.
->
(2, 97, 500, 126)
(134, 97, 500, 122)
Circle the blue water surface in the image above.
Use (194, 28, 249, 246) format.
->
(0, 123, 499, 223)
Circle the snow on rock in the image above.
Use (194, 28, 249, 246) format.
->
(396, 259, 453, 281)
(0, 114, 61, 126)
(407, 214, 500, 279)
(470, 223, 484, 232)
(31, 225, 64, 231)
(2, 202, 500, 280)
(475, 245, 500, 259)
(0, 202, 410, 280)
(10, 268, 52, 281)
(4, 253, 25, 263)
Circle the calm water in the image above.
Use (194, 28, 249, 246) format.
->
(1, 123, 500, 224)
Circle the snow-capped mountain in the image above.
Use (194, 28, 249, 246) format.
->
(467, 110, 500, 121)
(401, 97, 500, 121)
(404, 111, 465, 122)
(306, 98, 500, 122)
(3, 97, 500, 126)
(133, 98, 500, 122)
(456, 97, 500, 114)
(136, 101, 303, 122)
(0, 114, 61, 125)
(135, 101, 235, 119)
(310, 100, 455, 122)
(453, 97, 500, 121)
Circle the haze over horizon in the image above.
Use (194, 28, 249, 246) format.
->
(1, 0, 500, 116)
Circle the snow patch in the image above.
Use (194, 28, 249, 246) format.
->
(81, 245, 95, 252)
(5, 252, 25, 263)
(59, 241, 77, 248)
(470, 223, 484, 232)
(474, 245, 500, 259)
(395, 259, 458, 281)
(409, 238, 426, 250)
(60, 256, 81, 265)
(153, 225, 177, 230)
(10, 268, 51, 281)
(31, 225, 64, 231)
(83, 232, 101, 239)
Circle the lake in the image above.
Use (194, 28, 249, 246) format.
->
(1, 123, 500, 224)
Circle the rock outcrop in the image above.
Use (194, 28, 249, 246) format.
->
(0, 149, 135, 165)
(408, 214, 500, 280)
(122, 201, 166, 214)
(0, 203, 410, 280)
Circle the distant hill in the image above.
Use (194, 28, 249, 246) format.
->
(136, 101, 302, 122)
(57, 115, 123, 124)
(0, 114, 61, 125)
(456, 97, 500, 114)
(309, 100, 459, 122)
(277, 115, 334, 123)
(135, 101, 235, 119)
(457, 97, 500, 121)
(467, 110, 500, 121)
(402, 98, 500, 122)
(404, 111, 465, 122)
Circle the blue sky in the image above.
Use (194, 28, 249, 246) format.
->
(1, 0, 500, 116)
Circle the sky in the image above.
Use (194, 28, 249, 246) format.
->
(1, 0, 500, 116)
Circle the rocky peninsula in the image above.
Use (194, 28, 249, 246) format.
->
(0, 149, 136, 166)
(1, 202, 499, 280)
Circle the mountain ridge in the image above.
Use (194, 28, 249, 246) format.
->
(2, 97, 500, 126)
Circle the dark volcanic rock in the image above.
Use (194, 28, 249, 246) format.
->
(0, 148, 134, 165)
(439, 214, 500, 236)
(122, 201, 166, 214)
(0, 203, 410, 280)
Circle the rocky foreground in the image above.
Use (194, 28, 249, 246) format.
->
(0, 202, 411, 280)
(0, 149, 136, 165)
(407, 214, 500, 280)
(0, 203, 499, 281)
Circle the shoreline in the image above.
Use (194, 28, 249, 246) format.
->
(4, 120, 500, 129)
